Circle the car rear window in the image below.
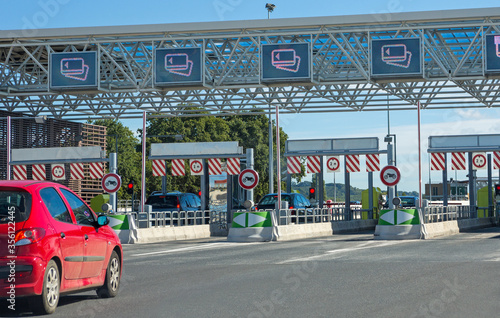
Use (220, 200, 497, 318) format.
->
(146, 195, 178, 209)
(258, 195, 292, 206)
(0, 190, 32, 224)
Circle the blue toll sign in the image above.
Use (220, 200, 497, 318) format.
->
(261, 43, 310, 82)
(50, 52, 98, 89)
(371, 38, 422, 77)
(154, 47, 202, 85)
(485, 34, 500, 73)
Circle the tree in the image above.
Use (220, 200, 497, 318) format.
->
(143, 111, 304, 201)
(90, 119, 142, 200)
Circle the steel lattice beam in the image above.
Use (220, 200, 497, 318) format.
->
(1, 8, 500, 119)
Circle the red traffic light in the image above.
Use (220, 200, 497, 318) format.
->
(127, 183, 133, 189)
(309, 188, 315, 194)
(198, 190, 202, 197)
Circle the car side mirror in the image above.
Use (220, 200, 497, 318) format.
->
(97, 214, 110, 226)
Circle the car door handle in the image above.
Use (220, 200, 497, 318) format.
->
(60, 232, 65, 239)
(84, 234, 89, 240)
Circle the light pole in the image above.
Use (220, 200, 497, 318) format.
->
(265, 3, 276, 19)
(266, 3, 276, 195)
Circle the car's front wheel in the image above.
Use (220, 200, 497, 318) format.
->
(33, 259, 60, 314)
(96, 250, 121, 298)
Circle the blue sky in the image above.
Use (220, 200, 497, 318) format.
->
(2, 0, 500, 192)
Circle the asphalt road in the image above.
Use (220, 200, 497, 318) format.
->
(2, 227, 500, 318)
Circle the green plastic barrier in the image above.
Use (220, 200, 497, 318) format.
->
(232, 212, 273, 228)
(378, 209, 420, 225)
(90, 194, 110, 213)
(107, 214, 130, 230)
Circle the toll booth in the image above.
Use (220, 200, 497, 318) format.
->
(477, 186, 495, 218)
(362, 187, 383, 220)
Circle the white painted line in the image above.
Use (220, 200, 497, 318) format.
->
(277, 240, 406, 264)
(130, 242, 260, 257)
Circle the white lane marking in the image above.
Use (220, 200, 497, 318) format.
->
(277, 240, 406, 264)
(130, 242, 260, 257)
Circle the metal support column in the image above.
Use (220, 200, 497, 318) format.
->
(468, 152, 476, 217)
(286, 173, 292, 193)
(387, 142, 394, 209)
(201, 159, 210, 211)
(246, 148, 254, 203)
(488, 154, 493, 217)
(318, 156, 324, 208)
(368, 171, 374, 219)
(268, 113, 273, 194)
(442, 153, 448, 207)
(161, 176, 167, 193)
(227, 174, 233, 225)
(109, 153, 118, 212)
(345, 159, 351, 221)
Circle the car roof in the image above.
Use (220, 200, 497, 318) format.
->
(0, 180, 62, 190)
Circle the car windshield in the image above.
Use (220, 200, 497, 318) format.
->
(0, 190, 32, 224)
(258, 195, 292, 206)
(146, 195, 178, 209)
(400, 197, 415, 206)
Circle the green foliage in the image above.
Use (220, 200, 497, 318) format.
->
(143, 112, 304, 199)
(93, 112, 308, 201)
(90, 119, 142, 200)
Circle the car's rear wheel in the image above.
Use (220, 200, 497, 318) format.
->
(97, 250, 121, 298)
(33, 259, 60, 314)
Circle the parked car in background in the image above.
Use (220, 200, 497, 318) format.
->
(0, 181, 122, 315)
(256, 193, 315, 223)
(144, 192, 204, 225)
(399, 196, 419, 208)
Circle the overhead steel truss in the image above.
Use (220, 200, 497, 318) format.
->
(1, 8, 500, 120)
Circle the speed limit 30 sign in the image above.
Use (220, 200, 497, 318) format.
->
(326, 156, 340, 173)
(51, 164, 66, 181)
(472, 152, 487, 170)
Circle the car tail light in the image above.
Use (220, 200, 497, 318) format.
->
(14, 228, 46, 246)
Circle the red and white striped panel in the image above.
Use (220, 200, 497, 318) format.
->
(345, 155, 360, 173)
(171, 159, 185, 176)
(431, 153, 446, 171)
(365, 154, 380, 172)
(307, 156, 321, 174)
(70, 163, 85, 180)
(89, 162, 104, 179)
(152, 160, 166, 177)
(226, 158, 240, 175)
(494, 151, 500, 170)
(32, 164, 46, 180)
(287, 156, 301, 174)
(13, 165, 27, 180)
(208, 158, 222, 175)
(451, 152, 466, 170)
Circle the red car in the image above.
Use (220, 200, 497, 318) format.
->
(0, 181, 123, 314)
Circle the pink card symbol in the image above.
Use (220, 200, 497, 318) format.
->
(271, 48, 301, 73)
(165, 53, 193, 77)
(60, 57, 89, 81)
(381, 44, 412, 68)
(494, 35, 500, 57)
